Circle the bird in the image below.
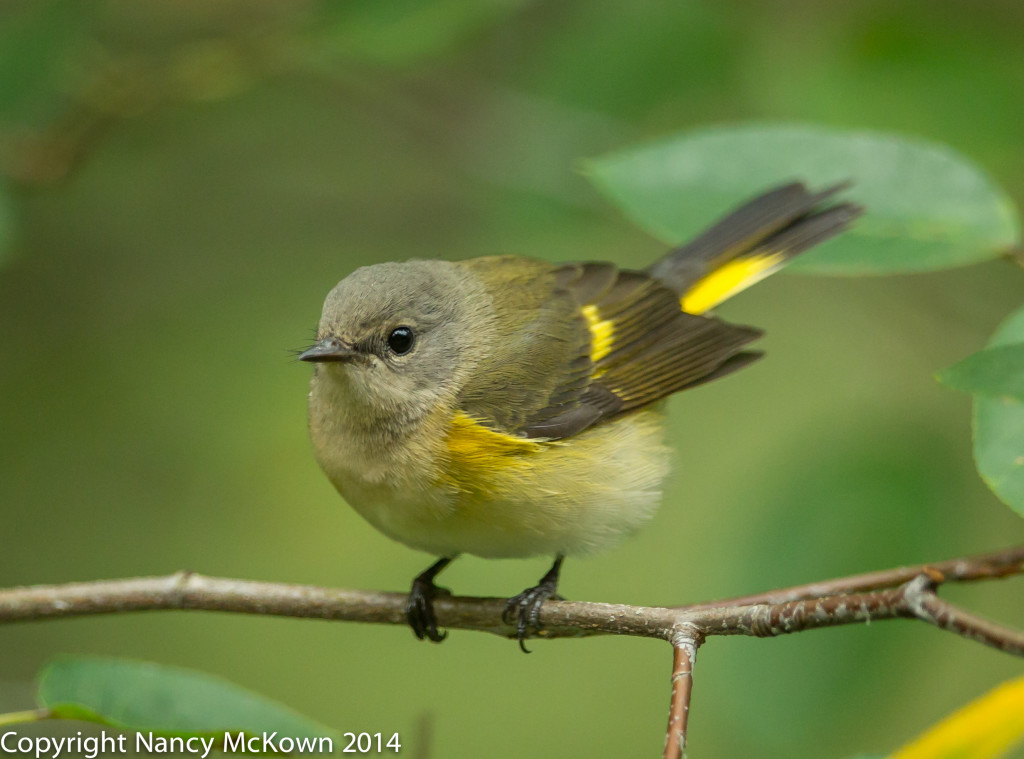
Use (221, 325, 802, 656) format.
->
(300, 181, 862, 650)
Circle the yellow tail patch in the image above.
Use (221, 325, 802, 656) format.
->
(680, 252, 786, 314)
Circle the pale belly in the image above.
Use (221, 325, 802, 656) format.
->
(313, 407, 671, 559)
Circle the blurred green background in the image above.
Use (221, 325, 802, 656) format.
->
(1, 1, 1023, 756)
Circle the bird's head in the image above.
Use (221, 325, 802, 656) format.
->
(301, 260, 490, 426)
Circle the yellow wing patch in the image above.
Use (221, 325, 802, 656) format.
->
(680, 252, 786, 314)
(581, 304, 614, 362)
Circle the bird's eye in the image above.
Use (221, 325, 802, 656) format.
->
(387, 326, 415, 355)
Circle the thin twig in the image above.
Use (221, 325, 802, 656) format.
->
(664, 630, 700, 759)
(0, 550, 1021, 655)
(682, 544, 1024, 609)
(903, 575, 1024, 656)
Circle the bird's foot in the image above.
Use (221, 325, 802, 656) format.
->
(406, 558, 453, 642)
(502, 556, 564, 653)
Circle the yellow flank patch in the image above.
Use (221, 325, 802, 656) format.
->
(887, 675, 1024, 759)
(680, 252, 786, 314)
(442, 411, 543, 493)
(582, 304, 614, 362)
(447, 411, 542, 458)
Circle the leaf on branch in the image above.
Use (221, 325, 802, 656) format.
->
(584, 123, 1020, 275)
(886, 675, 1024, 759)
(35, 656, 337, 741)
(971, 305, 1024, 517)
(938, 344, 1024, 402)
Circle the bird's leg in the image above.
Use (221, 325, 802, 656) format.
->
(503, 555, 564, 653)
(406, 556, 454, 642)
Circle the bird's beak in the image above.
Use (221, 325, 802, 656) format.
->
(298, 336, 358, 363)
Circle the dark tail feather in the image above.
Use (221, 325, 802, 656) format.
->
(647, 182, 863, 311)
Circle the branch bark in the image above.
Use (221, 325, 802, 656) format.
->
(1, 545, 1022, 753)
(680, 544, 1024, 609)
(664, 631, 700, 759)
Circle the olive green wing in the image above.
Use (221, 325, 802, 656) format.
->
(521, 181, 861, 439)
(519, 263, 762, 439)
(456, 183, 860, 441)
(454, 256, 760, 441)
(455, 256, 597, 436)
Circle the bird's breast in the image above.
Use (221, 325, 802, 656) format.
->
(310, 375, 671, 558)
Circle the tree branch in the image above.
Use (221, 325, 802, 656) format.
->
(681, 544, 1024, 609)
(664, 631, 700, 759)
(1, 546, 1022, 753)
(2, 548, 1020, 648)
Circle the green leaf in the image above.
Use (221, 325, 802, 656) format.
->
(939, 344, 1024, 402)
(585, 124, 1020, 275)
(37, 656, 337, 741)
(973, 306, 1024, 517)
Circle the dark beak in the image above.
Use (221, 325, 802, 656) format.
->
(298, 336, 358, 363)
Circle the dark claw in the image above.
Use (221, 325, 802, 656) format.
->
(405, 557, 453, 643)
(406, 579, 447, 641)
(503, 556, 564, 653)
(503, 588, 559, 652)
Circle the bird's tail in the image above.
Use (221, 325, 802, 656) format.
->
(647, 182, 863, 314)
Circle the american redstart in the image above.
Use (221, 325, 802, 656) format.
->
(300, 182, 862, 649)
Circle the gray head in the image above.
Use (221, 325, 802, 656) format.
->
(300, 260, 491, 425)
